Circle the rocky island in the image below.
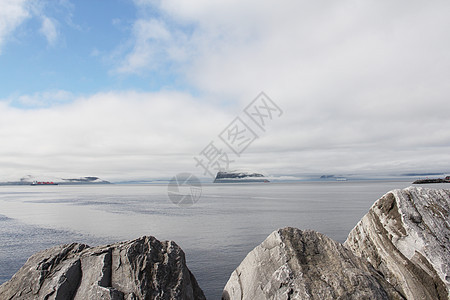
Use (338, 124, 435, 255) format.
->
(413, 176, 450, 184)
(1, 186, 448, 299)
(213, 170, 269, 183)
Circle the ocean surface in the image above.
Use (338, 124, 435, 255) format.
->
(0, 181, 446, 299)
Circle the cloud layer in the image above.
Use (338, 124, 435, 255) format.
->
(0, 91, 232, 181)
(1, 0, 450, 181)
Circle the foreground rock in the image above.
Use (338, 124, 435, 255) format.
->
(0, 236, 205, 300)
(345, 187, 450, 299)
(223, 227, 403, 300)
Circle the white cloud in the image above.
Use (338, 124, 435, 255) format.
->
(105, 0, 450, 178)
(0, 0, 30, 53)
(0, 0, 72, 52)
(1, 87, 449, 182)
(122, 0, 450, 96)
(2, 1, 450, 181)
(39, 16, 59, 46)
(0, 91, 232, 181)
(13, 90, 73, 107)
(115, 18, 189, 74)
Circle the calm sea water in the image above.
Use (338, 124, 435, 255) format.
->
(0, 181, 444, 299)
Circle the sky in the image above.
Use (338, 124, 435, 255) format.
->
(0, 0, 449, 182)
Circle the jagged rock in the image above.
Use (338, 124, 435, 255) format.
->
(0, 236, 205, 300)
(345, 187, 450, 300)
(222, 227, 403, 300)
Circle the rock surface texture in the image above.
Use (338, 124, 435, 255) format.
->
(0, 236, 205, 300)
(345, 187, 450, 300)
(222, 227, 403, 300)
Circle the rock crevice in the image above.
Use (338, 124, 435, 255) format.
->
(0, 236, 205, 300)
(223, 227, 404, 300)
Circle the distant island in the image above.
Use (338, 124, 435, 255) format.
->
(0, 175, 111, 186)
(214, 171, 269, 183)
(320, 175, 347, 181)
(413, 176, 450, 184)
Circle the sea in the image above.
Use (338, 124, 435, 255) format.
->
(0, 181, 446, 299)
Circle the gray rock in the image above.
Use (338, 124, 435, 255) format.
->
(0, 236, 205, 300)
(345, 187, 450, 300)
(222, 227, 403, 300)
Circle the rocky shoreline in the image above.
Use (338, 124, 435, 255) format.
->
(0, 186, 448, 299)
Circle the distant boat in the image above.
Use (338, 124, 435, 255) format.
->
(31, 181, 58, 186)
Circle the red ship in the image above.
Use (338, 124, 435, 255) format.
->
(31, 181, 58, 186)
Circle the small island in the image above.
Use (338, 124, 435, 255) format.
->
(214, 171, 269, 183)
(413, 176, 450, 184)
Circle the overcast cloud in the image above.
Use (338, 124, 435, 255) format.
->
(0, 0, 449, 181)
